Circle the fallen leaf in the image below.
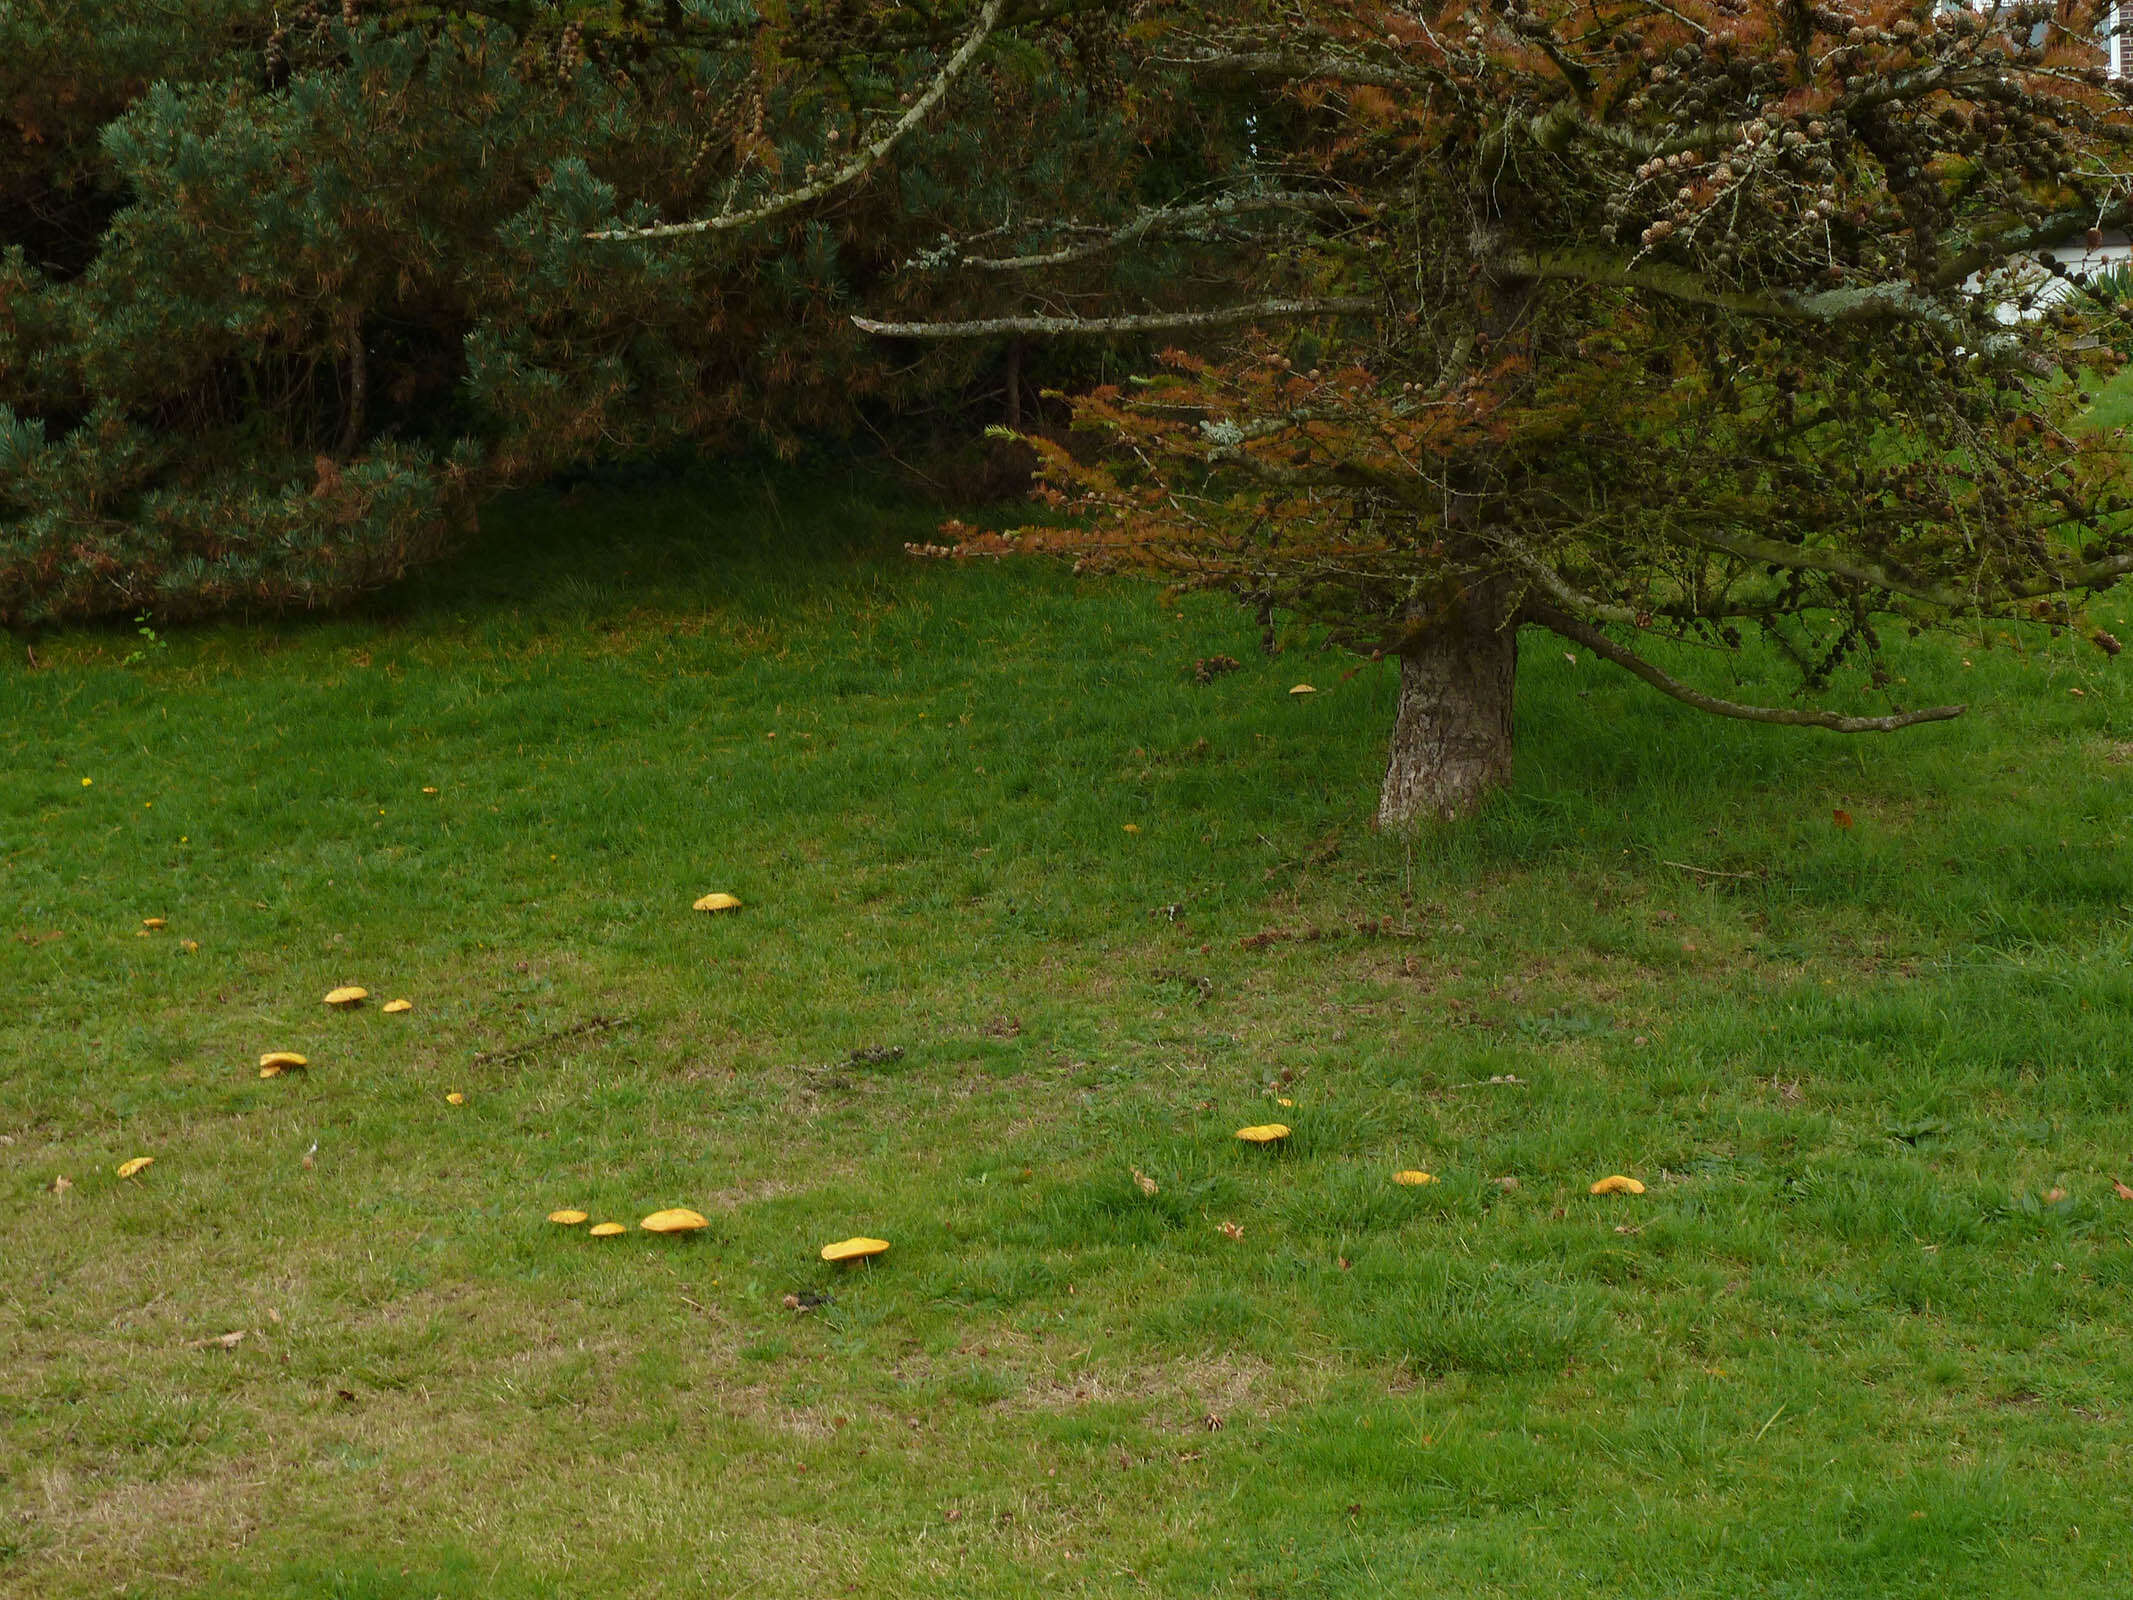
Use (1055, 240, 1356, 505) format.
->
(47, 1175, 72, 1195)
(422, 786, 438, 794)
(2113, 1179, 2133, 1200)
(116, 1156, 154, 1180)
(1589, 1174, 1645, 1195)
(1832, 809, 1854, 829)
(185, 1330, 246, 1350)
(1392, 1170, 1436, 1186)
(1218, 1220, 1245, 1240)
(1132, 1167, 1159, 1197)
(1614, 1223, 1642, 1235)
(1495, 1175, 1520, 1191)
(181, 939, 200, 953)
(2044, 1187, 2068, 1203)
(301, 1141, 317, 1169)
(1203, 1413, 1225, 1431)
(446, 1092, 466, 1105)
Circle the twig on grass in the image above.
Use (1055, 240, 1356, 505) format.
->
(1660, 859, 1765, 881)
(1432, 1073, 1529, 1094)
(472, 1014, 630, 1067)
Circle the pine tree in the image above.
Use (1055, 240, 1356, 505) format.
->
(0, 1, 1135, 624)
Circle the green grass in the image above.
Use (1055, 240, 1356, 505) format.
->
(5, 462, 2133, 1597)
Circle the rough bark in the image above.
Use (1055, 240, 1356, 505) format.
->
(1376, 601, 1519, 827)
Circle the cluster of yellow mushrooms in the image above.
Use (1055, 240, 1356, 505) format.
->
(255, 984, 417, 1080)
(1232, 1123, 1644, 1196)
(543, 1205, 891, 1264)
(115, 894, 1653, 1222)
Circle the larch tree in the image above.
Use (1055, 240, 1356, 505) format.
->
(601, 0, 2133, 823)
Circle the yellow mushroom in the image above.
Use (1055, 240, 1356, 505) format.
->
(1288, 684, 1316, 696)
(1589, 1175, 1646, 1195)
(548, 1209, 590, 1225)
(641, 1208, 710, 1235)
(116, 1157, 154, 1179)
(1235, 1124, 1291, 1144)
(1393, 1170, 1437, 1186)
(693, 892, 743, 913)
(322, 986, 368, 1008)
(588, 1222, 627, 1238)
(820, 1236, 890, 1263)
(141, 917, 166, 931)
(445, 1092, 466, 1105)
(257, 1051, 308, 1079)
(382, 999, 413, 1014)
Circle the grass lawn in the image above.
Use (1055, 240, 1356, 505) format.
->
(5, 463, 2133, 1598)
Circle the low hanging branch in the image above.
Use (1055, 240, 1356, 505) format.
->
(851, 295, 1378, 339)
(595, 0, 2133, 822)
(955, 192, 1368, 271)
(1528, 605, 1966, 733)
(585, 0, 1007, 242)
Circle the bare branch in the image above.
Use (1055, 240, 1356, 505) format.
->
(955, 192, 1364, 272)
(852, 295, 1378, 339)
(588, 0, 1006, 242)
(1157, 49, 1425, 89)
(1527, 604, 1966, 732)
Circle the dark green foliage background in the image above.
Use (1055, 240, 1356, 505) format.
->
(0, 1, 1154, 626)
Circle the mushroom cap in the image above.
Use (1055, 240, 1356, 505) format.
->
(640, 1208, 710, 1234)
(1234, 1123, 1291, 1144)
(382, 998, 413, 1014)
(588, 1222, 627, 1237)
(323, 986, 368, 1007)
(1589, 1174, 1646, 1195)
(1392, 1170, 1437, 1186)
(116, 1157, 154, 1179)
(257, 1051, 308, 1078)
(820, 1236, 890, 1263)
(445, 1092, 466, 1105)
(693, 892, 743, 913)
(141, 917, 167, 930)
(548, 1209, 590, 1225)
(1288, 683, 1316, 695)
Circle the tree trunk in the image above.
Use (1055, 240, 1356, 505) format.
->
(1376, 606, 1518, 827)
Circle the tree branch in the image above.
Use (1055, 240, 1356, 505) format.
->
(1526, 603, 1965, 732)
(587, 0, 1006, 242)
(852, 295, 1378, 339)
(953, 192, 1364, 271)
